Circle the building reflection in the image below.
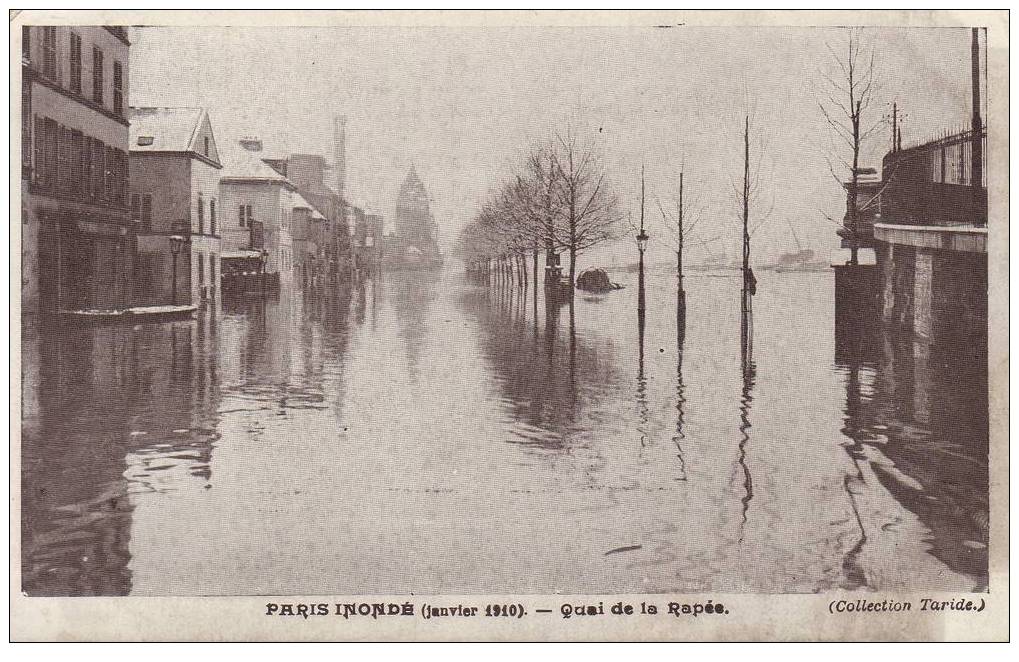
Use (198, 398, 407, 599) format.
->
(21, 315, 221, 596)
(390, 269, 441, 382)
(835, 315, 988, 587)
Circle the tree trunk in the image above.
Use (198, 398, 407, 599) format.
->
(533, 246, 542, 299)
(850, 101, 860, 266)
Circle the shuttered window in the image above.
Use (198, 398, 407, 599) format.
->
(92, 47, 103, 104)
(69, 32, 82, 93)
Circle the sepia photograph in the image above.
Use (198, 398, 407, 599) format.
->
(10, 9, 1008, 642)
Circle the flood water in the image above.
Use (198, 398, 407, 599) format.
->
(20, 268, 988, 595)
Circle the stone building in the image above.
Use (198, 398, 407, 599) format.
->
(265, 153, 353, 284)
(218, 137, 295, 290)
(129, 106, 223, 307)
(290, 192, 329, 288)
(21, 25, 133, 314)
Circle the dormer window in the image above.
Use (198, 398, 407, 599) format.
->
(137, 136, 154, 146)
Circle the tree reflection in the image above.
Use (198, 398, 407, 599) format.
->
(735, 309, 755, 540)
(673, 303, 688, 481)
(459, 280, 616, 450)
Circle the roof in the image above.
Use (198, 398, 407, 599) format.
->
(293, 191, 327, 220)
(129, 107, 220, 166)
(219, 142, 295, 187)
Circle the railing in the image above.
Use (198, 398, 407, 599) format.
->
(880, 128, 987, 227)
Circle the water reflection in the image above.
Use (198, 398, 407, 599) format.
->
(391, 269, 440, 381)
(736, 329, 755, 538)
(460, 283, 617, 449)
(636, 307, 649, 448)
(20, 268, 988, 595)
(672, 305, 687, 481)
(834, 315, 988, 589)
(22, 316, 221, 595)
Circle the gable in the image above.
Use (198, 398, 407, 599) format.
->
(188, 112, 221, 166)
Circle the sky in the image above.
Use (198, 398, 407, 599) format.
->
(129, 25, 983, 265)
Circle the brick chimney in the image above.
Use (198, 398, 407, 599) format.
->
(239, 136, 263, 152)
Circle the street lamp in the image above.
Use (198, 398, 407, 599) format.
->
(636, 230, 649, 253)
(259, 248, 269, 298)
(169, 234, 185, 305)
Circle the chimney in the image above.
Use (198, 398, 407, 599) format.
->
(334, 115, 347, 200)
(239, 136, 263, 152)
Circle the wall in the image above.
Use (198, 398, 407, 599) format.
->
(189, 158, 223, 305)
(129, 153, 189, 232)
(875, 239, 987, 342)
(21, 25, 132, 314)
(218, 180, 293, 284)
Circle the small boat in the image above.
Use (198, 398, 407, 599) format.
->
(58, 304, 197, 324)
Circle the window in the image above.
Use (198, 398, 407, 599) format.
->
(131, 193, 141, 219)
(81, 136, 92, 196)
(42, 27, 56, 80)
(104, 146, 116, 200)
(112, 61, 123, 116)
(91, 138, 105, 199)
(92, 47, 103, 105)
(69, 130, 83, 194)
(119, 150, 128, 203)
(22, 26, 30, 63)
(22, 81, 31, 180)
(210, 199, 217, 235)
(203, 136, 209, 157)
(210, 256, 216, 292)
(69, 32, 82, 93)
(32, 117, 45, 188)
(142, 194, 152, 231)
(197, 193, 205, 234)
(197, 252, 204, 286)
(238, 204, 246, 228)
(43, 118, 58, 191)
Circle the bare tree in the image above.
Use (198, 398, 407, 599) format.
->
(656, 162, 709, 296)
(816, 27, 883, 266)
(725, 81, 772, 308)
(549, 126, 624, 293)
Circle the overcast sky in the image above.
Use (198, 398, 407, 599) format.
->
(130, 25, 982, 264)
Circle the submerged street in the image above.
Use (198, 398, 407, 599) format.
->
(21, 268, 988, 596)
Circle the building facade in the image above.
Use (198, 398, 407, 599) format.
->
(129, 107, 223, 307)
(291, 193, 328, 288)
(267, 153, 355, 284)
(21, 25, 133, 315)
(218, 138, 295, 289)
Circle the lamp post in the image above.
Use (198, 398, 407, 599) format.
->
(259, 248, 269, 298)
(169, 234, 185, 305)
(636, 164, 649, 316)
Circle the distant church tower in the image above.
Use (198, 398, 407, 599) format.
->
(393, 164, 442, 267)
(334, 115, 347, 200)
